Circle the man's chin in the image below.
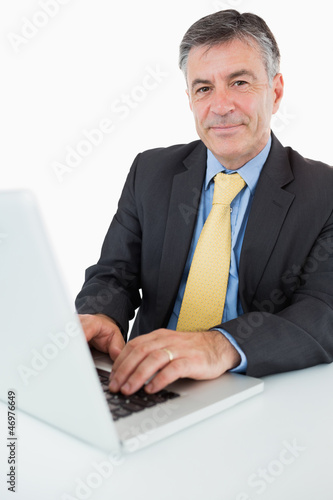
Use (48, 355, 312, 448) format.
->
(207, 142, 254, 169)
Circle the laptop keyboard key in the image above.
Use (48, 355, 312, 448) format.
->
(97, 369, 180, 421)
(120, 401, 145, 413)
(129, 395, 156, 407)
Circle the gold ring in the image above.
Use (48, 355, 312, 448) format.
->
(163, 348, 174, 362)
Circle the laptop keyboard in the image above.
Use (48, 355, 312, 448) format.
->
(97, 369, 180, 421)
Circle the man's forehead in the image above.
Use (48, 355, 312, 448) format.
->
(187, 38, 264, 73)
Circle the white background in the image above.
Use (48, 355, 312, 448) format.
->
(1, 0, 332, 303)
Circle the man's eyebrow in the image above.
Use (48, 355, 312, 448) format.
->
(190, 70, 257, 91)
(228, 69, 257, 80)
(190, 79, 212, 92)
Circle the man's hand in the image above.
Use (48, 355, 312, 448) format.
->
(109, 329, 241, 395)
(78, 313, 125, 361)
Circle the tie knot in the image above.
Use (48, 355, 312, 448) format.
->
(213, 172, 246, 205)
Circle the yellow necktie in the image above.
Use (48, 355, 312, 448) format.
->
(176, 172, 246, 332)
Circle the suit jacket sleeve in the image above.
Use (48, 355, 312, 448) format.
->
(223, 214, 333, 377)
(220, 144, 333, 377)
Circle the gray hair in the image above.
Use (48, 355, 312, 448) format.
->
(179, 9, 280, 85)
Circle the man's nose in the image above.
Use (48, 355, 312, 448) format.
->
(210, 87, 235, 115)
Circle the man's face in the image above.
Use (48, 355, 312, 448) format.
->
(186, 38, 284, 169)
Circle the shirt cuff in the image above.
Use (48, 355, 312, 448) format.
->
(213, 328, 248, 373)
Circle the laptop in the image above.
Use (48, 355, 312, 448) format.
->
(0, 190, 263, 454)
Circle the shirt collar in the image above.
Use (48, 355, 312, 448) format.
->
(205, 134, 272, 195)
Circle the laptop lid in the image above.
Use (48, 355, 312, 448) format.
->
(0, 191, 120, 452)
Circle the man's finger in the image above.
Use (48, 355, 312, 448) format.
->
(145, 358, 187, 393)
(109, 347, 173, 394)
(108, 336, 125, 361)
(111, 329, 171, 372)
(78, 314, 96, 342)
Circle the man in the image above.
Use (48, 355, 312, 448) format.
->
(76, 10, 333, 396)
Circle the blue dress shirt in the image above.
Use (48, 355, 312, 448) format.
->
(167, 136, 272, 372)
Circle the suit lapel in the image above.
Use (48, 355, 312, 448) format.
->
(154, 142, 207, 329)
(239, 134, 295, 310)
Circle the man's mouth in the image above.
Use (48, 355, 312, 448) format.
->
(210, 123, 244, 131)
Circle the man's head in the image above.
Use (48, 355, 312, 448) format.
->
(179, 10, 284, 169)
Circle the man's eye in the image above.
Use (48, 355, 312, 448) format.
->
(197, 86, 210, 93)
(233, 80, 248, 87)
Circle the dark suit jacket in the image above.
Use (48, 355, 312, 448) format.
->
(75, 133, 333, 377)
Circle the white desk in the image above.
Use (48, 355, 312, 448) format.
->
(1, 363, 332, 500)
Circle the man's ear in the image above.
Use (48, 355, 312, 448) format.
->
(272, 73, 284, 115)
